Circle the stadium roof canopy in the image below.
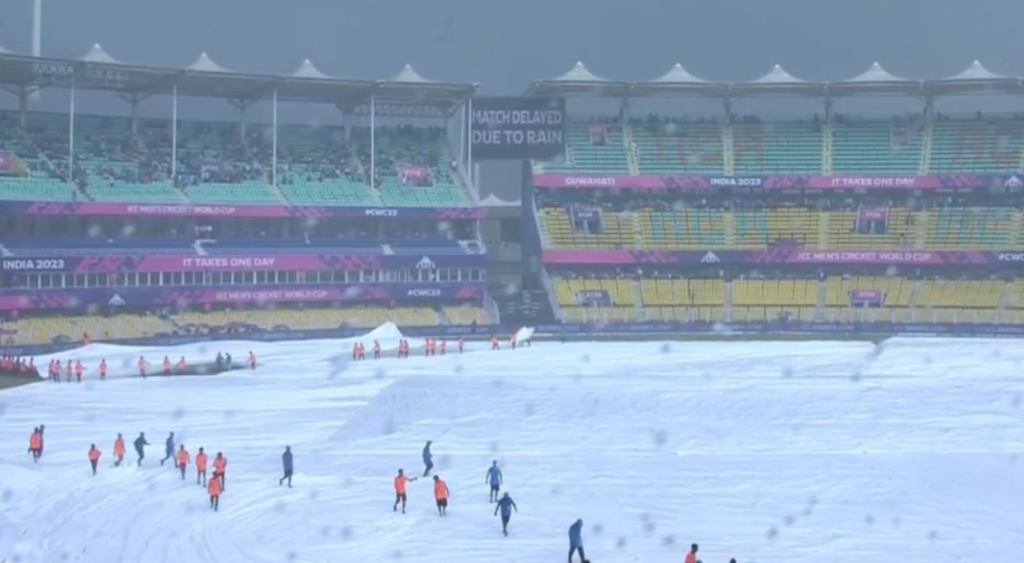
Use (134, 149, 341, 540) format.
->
(530, 60, 1023, 98)
(0, 44, 478, 113)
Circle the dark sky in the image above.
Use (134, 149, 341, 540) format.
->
(0, 0, 1017, 92)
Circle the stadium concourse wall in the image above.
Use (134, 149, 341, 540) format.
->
(6, 321, 1024, 357)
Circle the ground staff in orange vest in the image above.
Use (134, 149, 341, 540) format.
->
(99, 359, 107, 380)
(248, 351, 257, 370)
(28, 427, 41, 462)
(88, 444, 101, 476)
(163, 357, 172, 376)
(208, 473, 222, 512)
(65, 360, 73, 382)
(433, 475, 450, 518)
(176, 445, 190, 480)
(685, 543, 699, 563)
(74, 360, 83, 382)
(177, 357, 187, 373)
(195, 447, 208, 486)
(114, 433, 126, 466)
(213, 453, 227, 490)
(393, 469, 418, 514)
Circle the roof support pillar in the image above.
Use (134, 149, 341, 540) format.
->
(924, 95, 935, 122)
(369, 94, 376, 189)
(272, 87, 278, 188)
(171, 82, 178, 182)
(129, 93, 139, 134)
(18, 86, 28, 128)
(467, 96, 473, 184)
(68, 81, 75, 183)
(824, 96, 833, 124)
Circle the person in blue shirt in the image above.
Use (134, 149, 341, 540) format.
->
(486, 460, 503, 502)
(493, 492, 517, 536)
(134, 432, 149, 467)
(160, 432, 175, 466)
(422, 441, 433, 477)
(279, 446, 293, 488)
(568, 518, 585, 563)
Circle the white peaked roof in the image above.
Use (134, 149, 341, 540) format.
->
(480, 194, 520, 207)
(391, 64, 432, 83)
(944, 60, 1009, 81)
(187, 52, 231, 73)
(80, 43, 124, 65)
(846, 62, 907, 83)
(650, 63, 708, 84)
(551, 61, 608, 83)
(750, 64, 806, 85)
(291, 59, 332, 80)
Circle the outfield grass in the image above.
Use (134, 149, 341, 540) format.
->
(0, 374, 41, 390)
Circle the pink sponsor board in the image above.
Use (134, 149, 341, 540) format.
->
(532, 174, 978, 190)
(787, 250, 986, 265)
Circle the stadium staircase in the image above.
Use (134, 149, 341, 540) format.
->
(632, 281, 644, 319)
(913, 211, 929, 249)
(624, 127, 640, 176)
(817, 215, 830, 250)
(908, 282, 923, 310)
(722, 125, 735, 176)
(815, 281, 827, 320)
(919, 119, 935, 174)
(722, 212, 736, 247)
(822, 122, 833, 175)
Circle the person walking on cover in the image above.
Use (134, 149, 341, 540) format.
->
(685, 543, 700, 563)
(422, 440, 434, 477)
(393, 468, 417, 513)
(113, 433, 126, 467)
(28, 427, 41, 462)
(134, 432, 149, 466)
(213, 452, 227, 490)
(494, 492, 518, 536)
(486, 460, 503, 503)
(160, 432, 175, 466)
(279, 446, 294, 487)
(433, 475, 450, 517)
(88, 444, 101, 475)
(196, 447, 208, 486)
(208, 471, 222, 512)
(176, 445, 190, 480)
(568, 519, 585, 563)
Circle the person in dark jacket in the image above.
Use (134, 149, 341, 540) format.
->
(568, 519, 585, 563)
(279, 446, 294, 487)
(486, 460, 503, 502)
(422, 441, 434, 477)
(493, 492, 518, 536)
(160, 432, 175, 466)
(134, 432, 150, 466)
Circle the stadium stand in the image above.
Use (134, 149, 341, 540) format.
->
(1, 305, 495, 346)
(0, 113, 473, 208)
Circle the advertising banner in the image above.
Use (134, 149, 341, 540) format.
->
(0, 283, 486, 311)
(0, 253, 485, 274)
(398, 166, 432, 186)
(531, 173, 1024, 190)
(0, 202, 484, 219)
(850, 289, 885, 307)
(575, 289, 612, 306)
(542, 248, 1004, 266)
(471, 97, 566, 160)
